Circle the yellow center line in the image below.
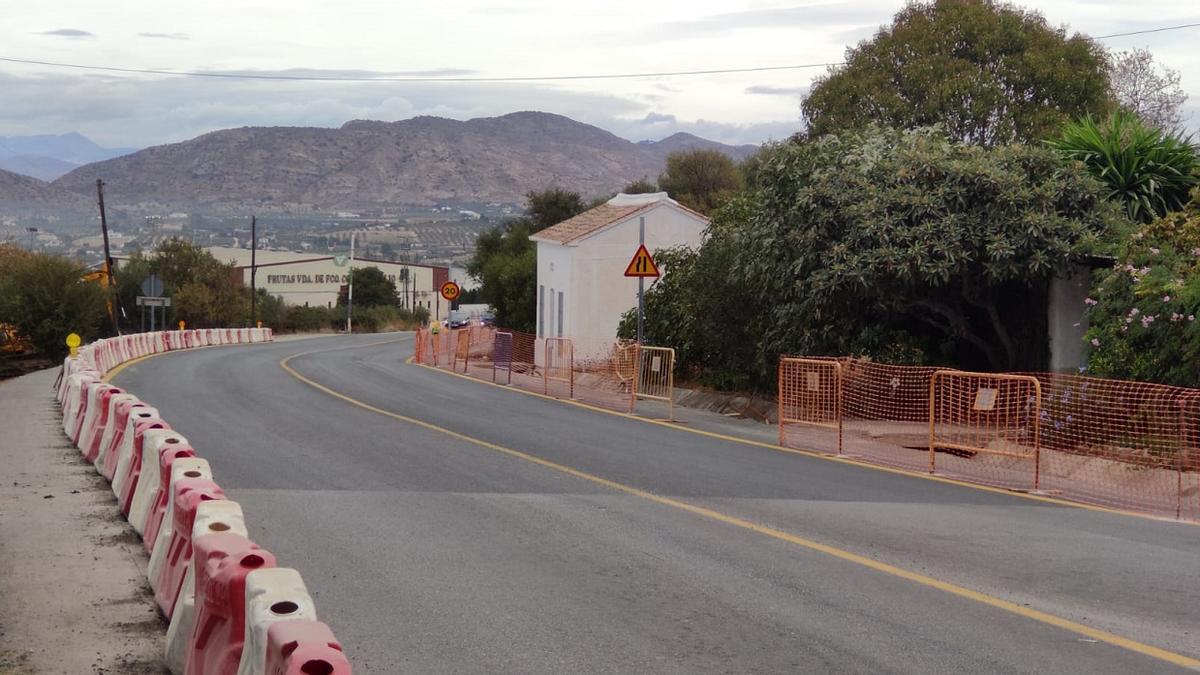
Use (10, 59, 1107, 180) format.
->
(281, 342, 1200, 670)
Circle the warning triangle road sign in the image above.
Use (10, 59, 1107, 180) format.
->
(624, 244, 661, 278)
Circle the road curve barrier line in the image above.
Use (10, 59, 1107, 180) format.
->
(279, 353, 1200, 671)
(403, 356, 1194, 527)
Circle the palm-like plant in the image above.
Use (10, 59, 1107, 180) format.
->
(1047, 112, 1198, 223)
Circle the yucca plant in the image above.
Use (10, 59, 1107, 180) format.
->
(1047, 112, 1199, 223)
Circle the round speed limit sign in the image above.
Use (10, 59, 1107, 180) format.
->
(440, 281, 461, 301)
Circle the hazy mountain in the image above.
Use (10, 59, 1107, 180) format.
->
(53, 112, 759, 213)
(0, 167, 90, 214)
(0, 132, 136, 181)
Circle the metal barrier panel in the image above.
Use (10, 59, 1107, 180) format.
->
(929, 370, 1041, 490)
(454, 329, 471, 373)
(544, 338, 574, 398)
(778, 358, 843, 455)
(630, 345, 675, 420)
(492, 332, 514, 384)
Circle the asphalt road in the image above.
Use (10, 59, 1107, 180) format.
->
(113, 333, 1200, 674)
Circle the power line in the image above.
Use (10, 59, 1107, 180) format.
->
(0, 21, 1196, 83)
(1093, 22, 1200, 39)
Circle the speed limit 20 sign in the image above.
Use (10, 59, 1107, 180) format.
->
(440, 281, 461, 301)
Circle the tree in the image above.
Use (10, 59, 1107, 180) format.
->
(801, 0, 1111, 145)
(1085, 191, 1200, 386)
(0, 251, 109, 357)
(525, 188, 586, 231)
(657, 149, 743, 214)
(1110, 48, 1189, 131)
(1047, 112, 1199, 224)
(633, 127, 1124, 385)
(467, 189, 589, 332)
(467, 220, 538, 332)
(336, 267, 398, 307)
(622, 178, 659, 194)
(117, 239, 248, 329)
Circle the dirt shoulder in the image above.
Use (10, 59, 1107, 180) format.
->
(0, 368, 166, 674)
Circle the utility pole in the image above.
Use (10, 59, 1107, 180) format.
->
(345, 232, 356, 333)
(250, 215, 257, 327)
(96, 179, 120, 335)
(637, 216, 645, 345)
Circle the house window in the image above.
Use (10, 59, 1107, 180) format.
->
(557, 291, 564, 337)
(538, 285, 545, 337)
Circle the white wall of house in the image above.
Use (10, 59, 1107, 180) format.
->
(535, 200, 707, 354)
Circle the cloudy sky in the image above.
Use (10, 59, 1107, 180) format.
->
(2, 0, 1198, 149)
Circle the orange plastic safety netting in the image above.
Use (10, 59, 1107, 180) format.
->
(779, 355, 1200, 520)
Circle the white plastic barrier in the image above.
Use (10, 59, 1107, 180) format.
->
(110, 407, 163, 497)
(128, 430, 189, 535)
(234, 568, 319, 675)
(163, 500, 247, 675)
(62, 371, 99, 437)
(148, 458, 213, 589)
(94, 394, 142, 476)
(76, 382, 119, 453)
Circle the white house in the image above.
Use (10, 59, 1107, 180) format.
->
(529, 192, 709, 349)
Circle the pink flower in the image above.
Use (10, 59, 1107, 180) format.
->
(1150, 247, 1161, 255)
(1192, 248, 1200, 257)
(1171, 313, 1182, 322)
(1140, 266, 1151, 275)
(1126, 316, 1134, 324)
(1090, 338, 1100, 347)
(1084, 297, 1098, 306)
(1130, 308, 1140, 316)
(1190, 315, 1196, 322)
(1163, 295, 1172, 302)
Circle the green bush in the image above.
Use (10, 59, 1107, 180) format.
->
(1085, 191, 1200, 386)
(0, 251, 110, 357)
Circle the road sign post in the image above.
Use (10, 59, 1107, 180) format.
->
(623, 219, 660, 345)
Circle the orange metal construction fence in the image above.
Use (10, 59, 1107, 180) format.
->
(779, 356, 1200, 520)
(414, 326, 675, 417)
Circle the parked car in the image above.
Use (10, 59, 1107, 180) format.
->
(479, 312, 496, 327)
(446, 310, 472, 330)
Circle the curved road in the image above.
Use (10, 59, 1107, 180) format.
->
(113, 334, 1199, 673)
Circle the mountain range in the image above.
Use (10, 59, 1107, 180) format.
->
(17, 112, 756, 215)
(0, 132, 135, 181)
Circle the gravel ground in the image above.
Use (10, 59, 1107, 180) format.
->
(0, 368, 166, 674)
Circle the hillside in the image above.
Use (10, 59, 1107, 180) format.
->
(53, 112, 758, 213)
(0, 168, 89, 214)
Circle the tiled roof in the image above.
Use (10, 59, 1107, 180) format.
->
(531, 201, 708, 245)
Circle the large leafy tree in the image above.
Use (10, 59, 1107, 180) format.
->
(801, 0, 1111, 145)
(657, 149, 743, 214)
(117, 239, 247, 329)
(1047, 112, 1199, 224)
(467, 189, 587, 332)
(633, 127, 1124, 385)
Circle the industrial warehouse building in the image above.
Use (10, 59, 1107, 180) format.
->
(530, 192, 709, 345)
(205, 247, 453, 321)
